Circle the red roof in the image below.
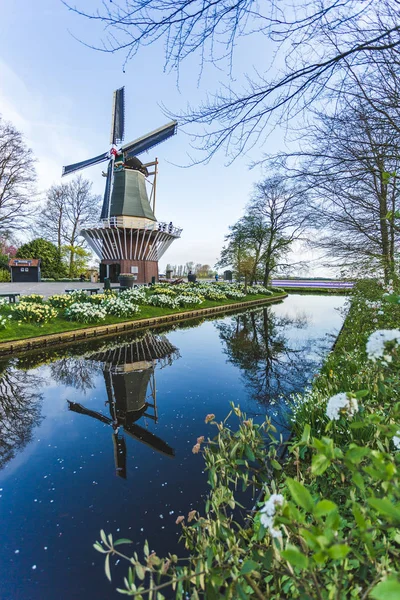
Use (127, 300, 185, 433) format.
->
(9, 258, 41, 267)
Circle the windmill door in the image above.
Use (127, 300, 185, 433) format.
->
(109, 263, 121, 283)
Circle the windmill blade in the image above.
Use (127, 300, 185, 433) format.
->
(100, 159, 113, 220)
(62, 151, 109, 177)
(121, 121, 177, 158)
(110, 87, 125, 145)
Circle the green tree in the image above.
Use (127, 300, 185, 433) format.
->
(16, 238, 67, 279)
(61, 245, 91, 278)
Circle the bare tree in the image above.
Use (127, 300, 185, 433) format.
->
(65, 0, 400, 158)
(38, 183, 69, 250)
(272, 100, 400, 281)
(0, 115, 37, 234)
(39, 176, 101, 276)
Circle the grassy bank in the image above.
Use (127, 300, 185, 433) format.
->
(97, 279, 400, 598)
(0, 292, 282, 344)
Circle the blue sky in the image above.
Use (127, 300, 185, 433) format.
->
(0, 0, 322, 273)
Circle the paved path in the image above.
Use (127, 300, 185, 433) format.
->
(0, 282, 103, 298)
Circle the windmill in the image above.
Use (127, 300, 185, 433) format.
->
(62, 87, 182, 283)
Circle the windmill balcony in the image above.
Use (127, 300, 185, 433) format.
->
(100, 216, 182, 238)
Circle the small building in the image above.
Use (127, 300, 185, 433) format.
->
(224, 270, 233, 281)
(9, 259, 41, 282)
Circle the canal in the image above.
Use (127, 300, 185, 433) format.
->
(0, 294, 347, 599)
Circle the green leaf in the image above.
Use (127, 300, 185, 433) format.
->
(240, 559, 259, 575)
(314, 500, 337, 517)
(286, 478, 314, 512)
(367, 498, 400, 521)
(311, 454, 331, 476)
(345, 446, 369, 464)
(281, 546, 309, 570)
(271, 459, 282, 470)
(327, 545, 350, 560)
(113, 538, 132, 546)
(301, 424, 311, 444)
(370, 577, 400, 600)
(244, 445, 255, 462)
(354, 389, 369, 398)
(104, 554, 111, 582)
(136, 563, 145, 580)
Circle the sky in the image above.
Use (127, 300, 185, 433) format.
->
(0, 0, 325, 274)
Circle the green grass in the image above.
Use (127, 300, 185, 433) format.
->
(0, 293, 282, 344)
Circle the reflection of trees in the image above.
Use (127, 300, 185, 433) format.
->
(50, 358, 102, 392)
(0, 362, 43, 470)
(216, 308, 326, 427)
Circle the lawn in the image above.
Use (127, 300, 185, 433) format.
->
(0, 292, 283, 344)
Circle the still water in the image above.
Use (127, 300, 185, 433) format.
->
(0, 295, 346, 599)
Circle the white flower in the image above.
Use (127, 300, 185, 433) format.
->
(260, 493, 284, 538)
(326, 393, 358, 421)
(393, 433, 400, 450)
(366, 329, 400, 362)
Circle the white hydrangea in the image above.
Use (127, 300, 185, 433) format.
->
(259, 493, 284, 538)
(326, 392, 358, 421)
(366, 329, 400, 362)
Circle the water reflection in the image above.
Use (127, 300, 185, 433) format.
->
(216, 307, 330, 430)
(0, 362, 43, 471)
(67, 333, 180, 478)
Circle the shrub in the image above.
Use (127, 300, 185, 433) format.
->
(12, 302, 58, 324)
(0, 269, 10, 282)
(65, 302, 107, 323)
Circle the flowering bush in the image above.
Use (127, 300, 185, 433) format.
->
(120, 288, 147, 304)
(151, 286, 177, 297)
(175, 293, 204, 307)
(12, 302, 58, 324)
(251, 284, 273, 295)
(20, 294, 44, 304)
(67, 290, 92, 303)
(0, 315, 10, 329)
(48, 294, 76, 309)
(224, 289, 246, 300)
(96, 279, 400, 598)
(146, 294, 179, 308)
(88, 292, 117, 305)
(0, 297, 9, 308)
(102, 296, 140, 318)
(202, 290, 227, 301)
(65, 302, 107, 323)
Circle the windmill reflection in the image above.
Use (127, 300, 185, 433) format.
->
(68, 332, 180, 478)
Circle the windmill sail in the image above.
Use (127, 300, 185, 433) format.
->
(122, 121, 177, 158)
(100, 159, 113, 220)
(110, 87, 125, 145)
(62, 151, 109, 177)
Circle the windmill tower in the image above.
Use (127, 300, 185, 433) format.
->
(62, 87, 181, 283)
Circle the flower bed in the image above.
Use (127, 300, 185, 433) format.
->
(13, 302, 58, 324)
(65, 302, 107, 323)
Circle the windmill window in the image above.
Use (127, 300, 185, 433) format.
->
(131, 267, 138, 274)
